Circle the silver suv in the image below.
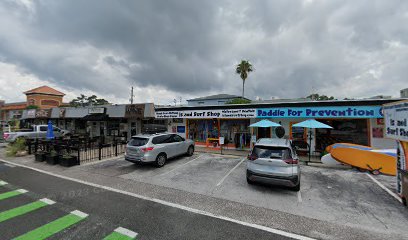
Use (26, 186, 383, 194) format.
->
(246, 138, 300, 191)
(125, 133, 195, 167)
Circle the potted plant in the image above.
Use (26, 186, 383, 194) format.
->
(35, 151, 47, 162)
(59, 153, 78, 167)
(45, 150, 60, 165)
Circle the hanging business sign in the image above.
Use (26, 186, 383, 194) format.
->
(155, 109, 256, 119)
(88, 107, 105, 114)
(257, 106, 383, 119)
(384, 101, 408, 141)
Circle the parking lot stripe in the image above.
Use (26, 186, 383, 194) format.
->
(0, 159, 316, 240)
(0, 189, 27, 201)
(158, 154, 205, 176)
(297, 191, 302, 203)
(365, 173, 402, 203)
(216, 158, 246, 187)
(0, 200, 50, 223)
(13, 210, 88, 240)
(0, 180, 7, 186)
(103, 227, 138, 240)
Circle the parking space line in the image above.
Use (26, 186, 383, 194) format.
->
(0, 198, 54, 223)
(1, 159, 316, 240)
(297, 191, 302, 203)
(0, 180, 7, 186)
(216, 158, 246, 187)
(13, 210, 88, 240)
(365, 173, 402, 203)
(158, 154, 205, 177)
(0, 189, 28, 201)
(103, 227, 138, 240)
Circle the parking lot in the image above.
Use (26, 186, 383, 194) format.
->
(78, 152, 408, 238)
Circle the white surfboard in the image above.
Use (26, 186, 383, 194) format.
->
(321, 153, 344, 166)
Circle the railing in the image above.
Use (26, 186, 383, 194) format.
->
(26, 138, 126, 165)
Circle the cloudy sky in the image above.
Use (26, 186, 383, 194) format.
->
(0, 0, 407, 105)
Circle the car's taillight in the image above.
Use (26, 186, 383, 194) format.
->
(247, 154, 258, 161)
(141, 147, 154, 152)
(284, 158, 298, 164)
(3, 133, 9, 139)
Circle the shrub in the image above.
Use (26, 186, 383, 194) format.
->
(6, 138, 26, 157)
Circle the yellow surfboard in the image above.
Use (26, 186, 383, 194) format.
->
(326, 143, 397, 176)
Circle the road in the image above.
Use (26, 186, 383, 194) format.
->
(0, 162, 301, 240)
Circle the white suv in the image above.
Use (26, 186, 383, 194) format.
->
(125, 133, 195, 167)
(246, 138, 300, 191)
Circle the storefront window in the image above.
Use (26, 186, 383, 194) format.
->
(316, 119, 369, 152)
(188, 119, 219, 143)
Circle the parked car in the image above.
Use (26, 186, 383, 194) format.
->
(246, 138, 300, 191)
(125, 133, 195, 167)
(3, 125, 70, 142)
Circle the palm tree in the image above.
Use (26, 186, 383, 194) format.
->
(236, 60, 253, 98)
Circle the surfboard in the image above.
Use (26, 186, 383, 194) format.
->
(326, 143, 397, 176)
(321, 153, 343, 167)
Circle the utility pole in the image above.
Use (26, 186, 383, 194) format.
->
(179, 97, 182, 106)
(130, 86, 134, 104)
(173, 99, 177, 106)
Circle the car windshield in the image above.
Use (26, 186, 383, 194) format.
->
(128, 137, 149, 146)
(252, 146, 291, 159)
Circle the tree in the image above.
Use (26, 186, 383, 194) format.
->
(306, 93, 335, 101)
(225, 98, 252, 104)
(236, 60, 253, 98)
(70, 94, 109, 107)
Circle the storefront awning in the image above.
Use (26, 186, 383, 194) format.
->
(82, 114, 110, 121)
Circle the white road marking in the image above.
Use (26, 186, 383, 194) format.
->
(17, 189, 28, 193)
(216, 158, 246, 187)
(4, 163, 15, 168)
(0, 158, 315, 240)
(40, 198, 56, 205)
(71, 210, 89, 218)
(115, 227, 138, 238)
(158, 154, 205, 176)
(297, 191, 302, 203)
(365, 173, 402, 203)
(0, 180, 7, 186)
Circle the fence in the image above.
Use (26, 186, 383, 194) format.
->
(26, 138, 126, 165)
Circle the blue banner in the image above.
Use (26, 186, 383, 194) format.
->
(257, 106, 383, 118)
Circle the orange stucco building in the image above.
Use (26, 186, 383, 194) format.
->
(0, 86, 65, 122)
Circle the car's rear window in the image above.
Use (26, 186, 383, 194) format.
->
(253, 146, 291, 159)
(129, 137, 149, 146)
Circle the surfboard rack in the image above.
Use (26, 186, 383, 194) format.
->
(367, 164, 382, 175)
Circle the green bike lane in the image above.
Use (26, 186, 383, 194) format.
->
(0, 162, 297, 240)
(0, 183, 137, 240)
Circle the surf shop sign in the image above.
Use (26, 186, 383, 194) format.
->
(384, 101, 408, 141)
(257, 106, 383, 119)
(155, 109, 256, 119)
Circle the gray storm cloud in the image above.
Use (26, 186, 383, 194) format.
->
(0, 0, 407, 102)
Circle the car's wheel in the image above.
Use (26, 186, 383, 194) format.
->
(402, 197, 407, 207)
(187, 145, 194, 156)
(292, 182, 300, 192)
(155, 153, 167, 168)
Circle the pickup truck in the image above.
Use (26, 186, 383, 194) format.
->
(3, 125, 70, 142)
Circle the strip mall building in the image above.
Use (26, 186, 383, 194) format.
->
(155, 99, 403, 153)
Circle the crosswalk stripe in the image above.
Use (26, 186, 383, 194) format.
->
(0, 199, 54, 223)
(0, 189, 27, 201)
(13, 210, 88, 240)
(0, 180, 7, 186)
(103, 227, 138, 240)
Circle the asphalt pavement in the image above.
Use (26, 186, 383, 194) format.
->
(0, 162, 297, 240)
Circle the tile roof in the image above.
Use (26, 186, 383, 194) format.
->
(24, 86, 65, 96)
